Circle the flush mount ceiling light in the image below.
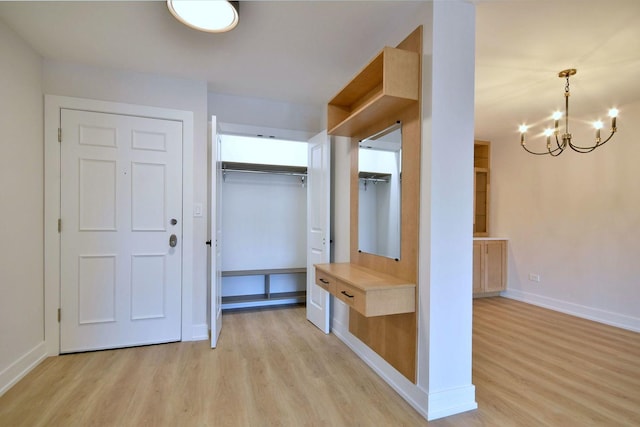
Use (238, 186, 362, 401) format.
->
(518, 69, 619, 156)
(167, 0, 239, 33)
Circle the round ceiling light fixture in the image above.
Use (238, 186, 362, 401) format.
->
(167, 0, 239, 33)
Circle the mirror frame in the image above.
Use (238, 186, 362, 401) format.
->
(357, 121, 402, 260)
(350, 111, 420, 281)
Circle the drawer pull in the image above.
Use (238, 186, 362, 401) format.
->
(319, 278, 330, 284)
(341, 290, 354, 298)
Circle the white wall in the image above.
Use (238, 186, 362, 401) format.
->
(220, 136, 308, 273)
(221, 135, 307, 166)
(492, 99, 640, 331)
(43, 59, 210, 337)
(419, 1, 476, 418)
(0, 19, 47, 395)
(331, 135, 352, 264)
(208, 92, 323, 139)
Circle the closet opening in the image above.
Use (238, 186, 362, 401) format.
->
(218, 134, 308, 310)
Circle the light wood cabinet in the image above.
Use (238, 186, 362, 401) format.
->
(328, 46, 419, 137)
(315, 263, 415, 317)
(473, 239, 507, 295)
(474, 141, 490, 237)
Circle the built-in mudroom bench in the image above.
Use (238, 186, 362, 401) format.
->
(221, 268, 307, 309)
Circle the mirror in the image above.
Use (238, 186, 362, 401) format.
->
(358, 122, 402, 260)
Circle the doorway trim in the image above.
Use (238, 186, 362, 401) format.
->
(44, 95, 195, 356)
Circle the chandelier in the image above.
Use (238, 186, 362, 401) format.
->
(519, 69, 619, 156)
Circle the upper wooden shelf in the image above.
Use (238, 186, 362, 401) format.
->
(327, 47, 420, 137)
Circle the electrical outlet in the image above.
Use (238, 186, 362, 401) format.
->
(528, 273, 541, 282)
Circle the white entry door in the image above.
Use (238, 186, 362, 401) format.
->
(306, 131, 331, 333)
(60, 109, 183, 353)
(210, 116, 223, 348)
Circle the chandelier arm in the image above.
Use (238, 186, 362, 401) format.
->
(594, 131, 616, 148)
(548, 145, 564, 157)
(521, 145, 550, 155)
(554, 133, 563, 150)
(567, 142, 598, 154)
(567, 129, 616, 152)
(521, 143, 563, 156)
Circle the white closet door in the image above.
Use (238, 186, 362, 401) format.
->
(306, 131, 331, 333)
(60, 109, 183, 352)
(210, 116, 223, 348)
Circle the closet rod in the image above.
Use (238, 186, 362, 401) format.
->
(223, 168, 307, 178)
(359, 177, 389, 183)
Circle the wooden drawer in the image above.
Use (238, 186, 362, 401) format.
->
(334, 280, 366, 313)
(315, 272, 335, 293)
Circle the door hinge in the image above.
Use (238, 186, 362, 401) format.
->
(58, 128, 62, 143)
(57, 308, 61, 322)
(58, 218, 62, 233)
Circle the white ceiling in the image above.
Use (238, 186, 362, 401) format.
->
(1, 0, 639, 141)
(475, 0, 640, 140)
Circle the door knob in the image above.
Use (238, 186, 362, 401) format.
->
(169, 234, 178, 247)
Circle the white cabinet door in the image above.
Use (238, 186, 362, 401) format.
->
(306, 131, 331, 333)
(60, 109, 183, 352)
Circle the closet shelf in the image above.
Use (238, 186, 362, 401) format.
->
(222, 291, 306, 310)
(222, 162, 307, 177)
(358, 171, 391, 183)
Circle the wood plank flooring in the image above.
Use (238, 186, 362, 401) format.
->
(438, 298, 640, 426)
(1, 298, 639, 426)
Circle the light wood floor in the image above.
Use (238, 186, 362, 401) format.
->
(1, 298, 639, 426)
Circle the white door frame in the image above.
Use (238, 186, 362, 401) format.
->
(44, 95, 195, 357)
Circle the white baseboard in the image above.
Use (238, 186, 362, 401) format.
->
(190, 323, 209, 341)
(501, 289, 640, 332)
(0, 341, 48, 397)
(426, 384, 478, 420)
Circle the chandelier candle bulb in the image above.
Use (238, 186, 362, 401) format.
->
(609, 108, 618, 131)
(543, 128, 551, 145)
(553, 111, 562, 133)
(594, 120, 603, 142)
(519, 124, 527, 144)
